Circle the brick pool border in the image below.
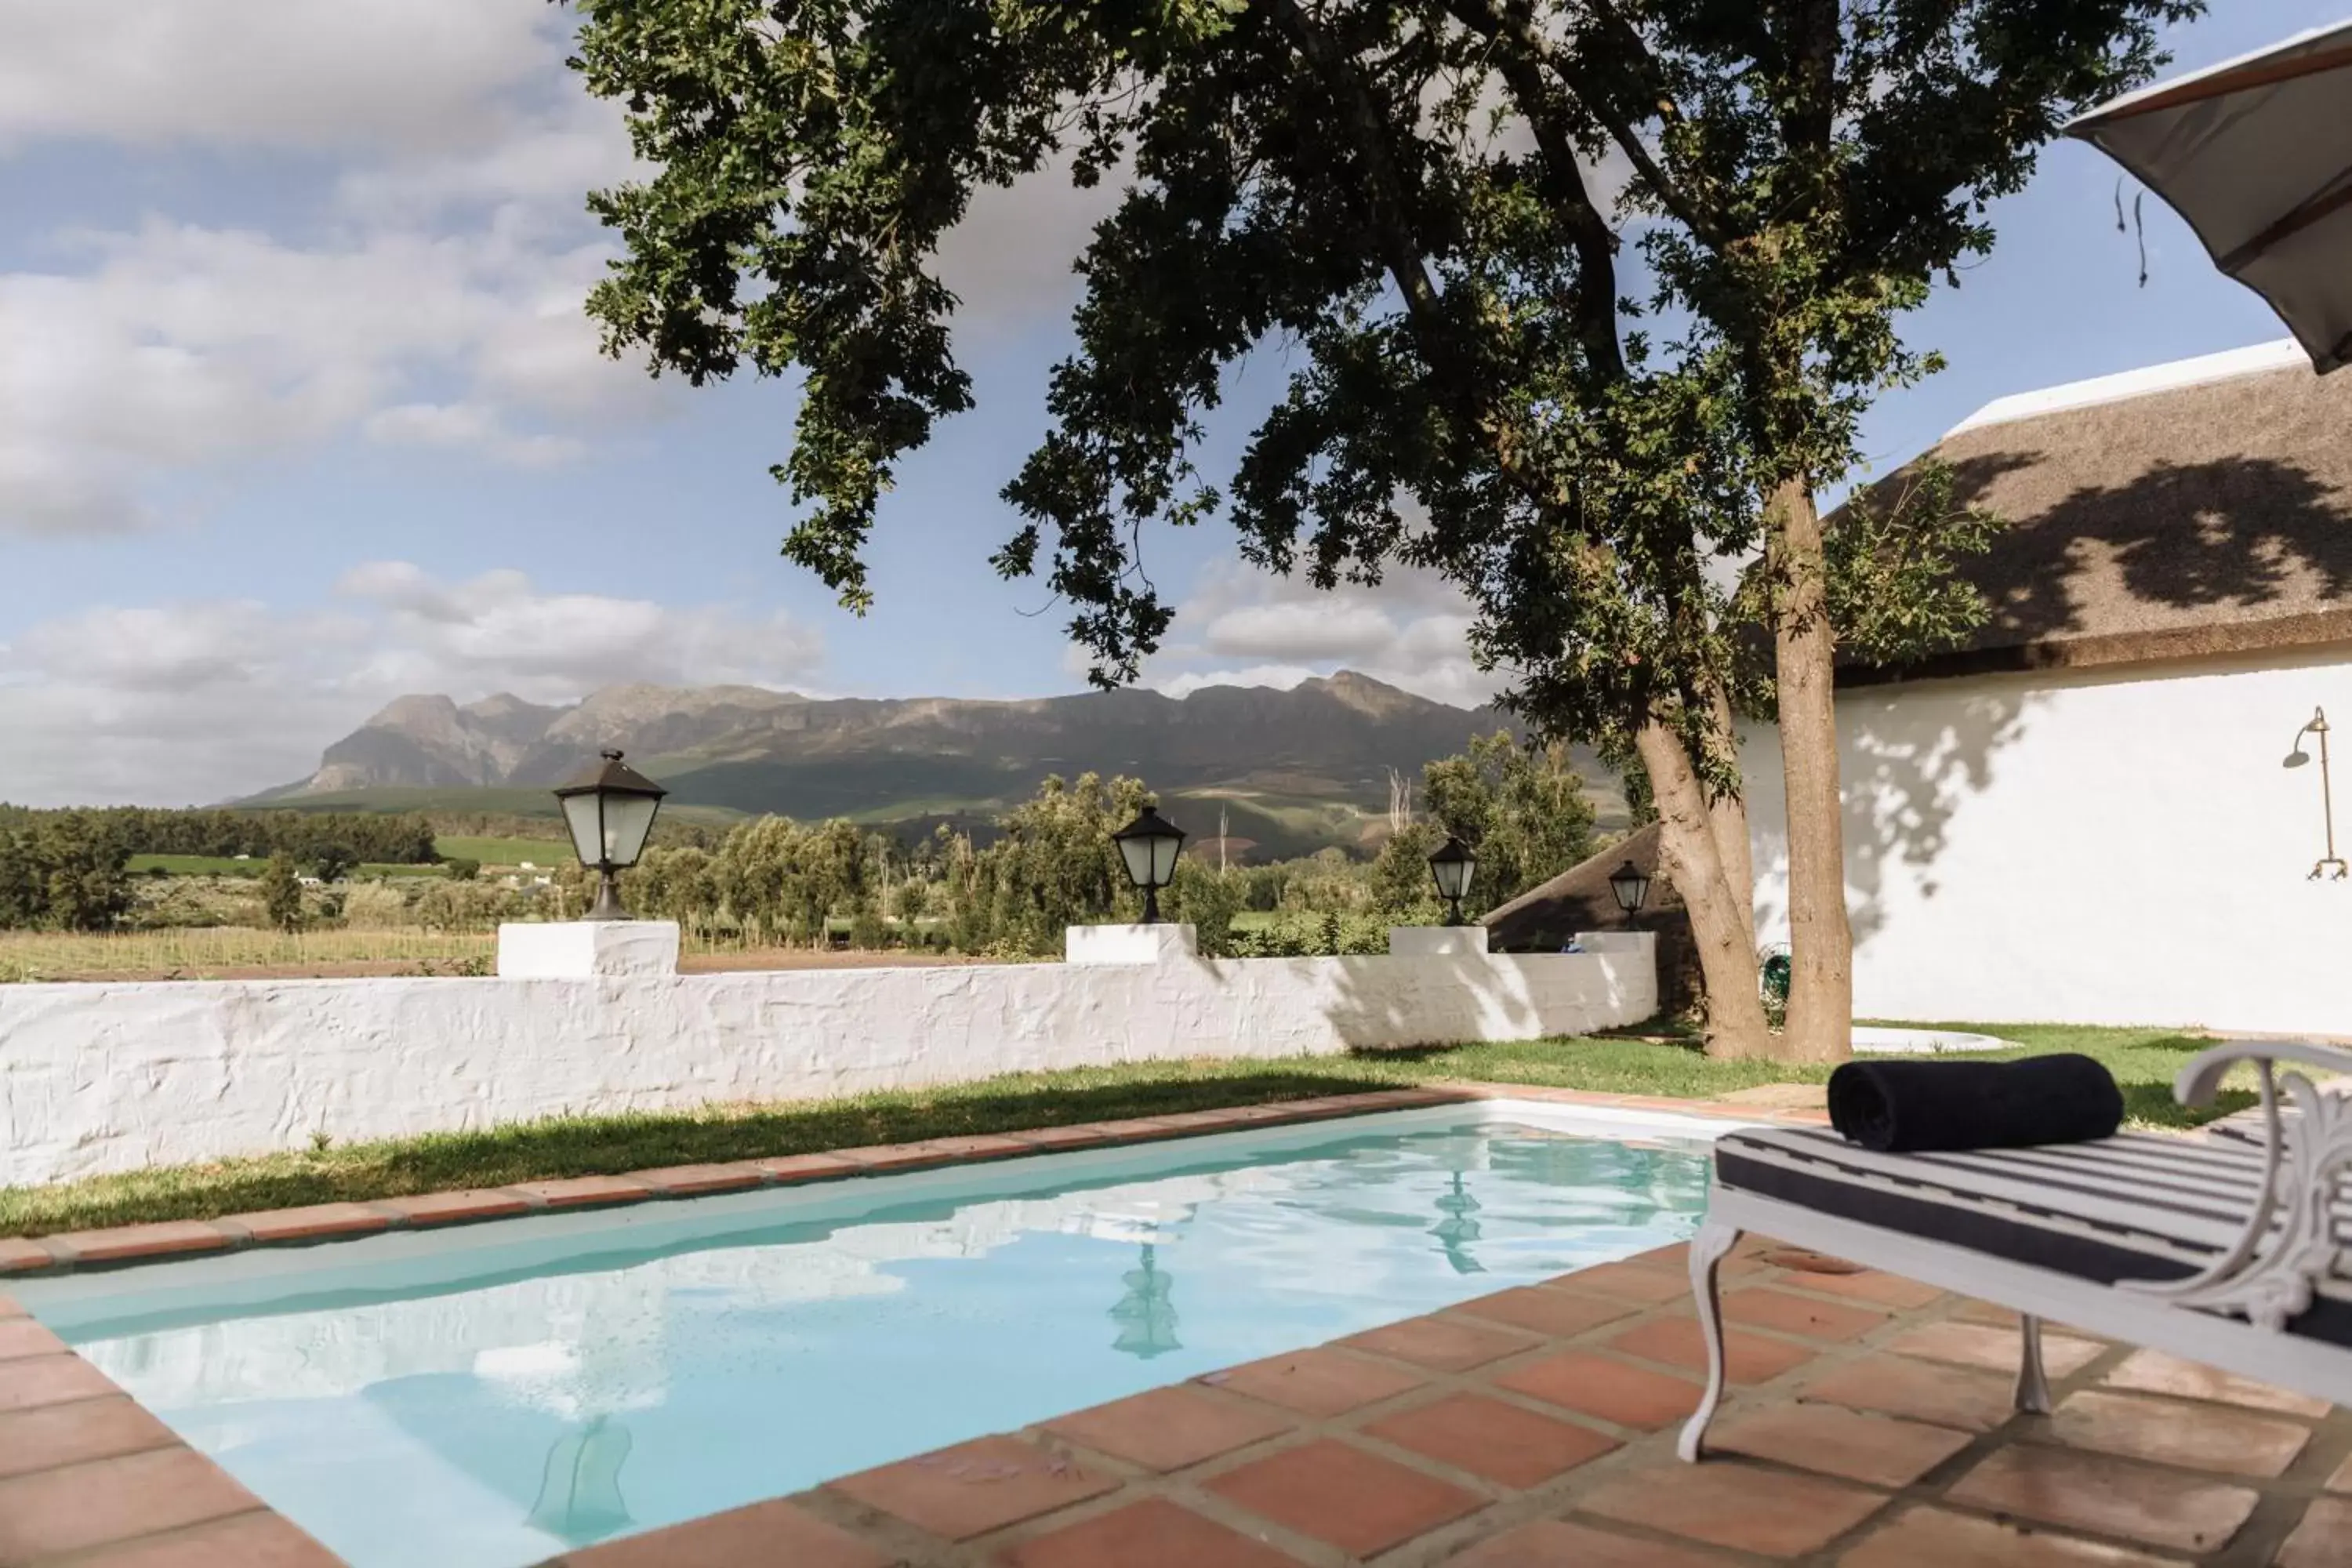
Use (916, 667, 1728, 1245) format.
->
(0, 1083, 1828, 1277)
(0, 1084, 1836, 1567)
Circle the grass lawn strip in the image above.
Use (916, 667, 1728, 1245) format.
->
(0, 1024, 2245, 1238)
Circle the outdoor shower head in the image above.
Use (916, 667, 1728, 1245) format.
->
(2287, 706, 2330, 767)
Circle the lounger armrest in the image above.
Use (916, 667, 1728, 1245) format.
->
(2174, 1039, 2352, 1109)
(2124, 1039, 2352, 1330)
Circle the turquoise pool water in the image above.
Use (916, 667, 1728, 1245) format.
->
(18, 1112, 1711, 1568)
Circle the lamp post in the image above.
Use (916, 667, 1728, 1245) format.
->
(1111, 805, 1187, 924)
(2285, 708, 2347, 880)
(554, 750, 668, 920)
(1428, 836, 1476, 925)
(1608, 858, 1652, 925)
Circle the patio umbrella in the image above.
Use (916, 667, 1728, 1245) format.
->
(2067, 20, 2352, 373)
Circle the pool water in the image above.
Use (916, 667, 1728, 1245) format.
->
(18, 1114, 1711, 1568)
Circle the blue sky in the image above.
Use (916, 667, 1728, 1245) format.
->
(0, 2, 2335, 805)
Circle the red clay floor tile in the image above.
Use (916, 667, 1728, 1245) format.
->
(626, 1163, 767, 1196)
(1577, 1456, 1888, 1556)
(1945, 1444, 2259, 1555)
(828, 1434, 1118, 1542)
(65, 1510, 346, 1568)
(1205, 1437, 1483, 1558)
(0, 1394, 178, 1480)
(1563, 1260, 1696, 1305)
(1882, 1320, 2104, 1377)
(2041, 1388, 2310, 1477)
(1605, 1317, 1816, 1384)
(1709, 1401, 1970, 1487)
(1363, 1391, 1617, 1488)
(506, 1175, 656, 1210)
(1778, 1269, 1945, 1311)
(1041, 1385, 1292, 1472)
(1341, 1313, 1539, 1373)
(370, 1189, 533, 1225)
(1800, 1354, 2016, 1432)
(49, 1221, 234, 1265)
(1451, 1285, 1642, 1338)
(0, 1446, 263, 1561)
(0, 1240, 53, 1274)
(1495, 1351, 1703, 1430)
(1838, 1505, 2184, 1567)
(0, 1352, 122, 1414)
(1720, 1287, 1893, 1342)
(2276, 1497, 2352, 1568)
(224, 1203, 392, 1244)
(1200, 1346, 1426, 1417)
(1000, 1497, 1305, 1568)
(2099, 1348, 2333, 1417)
(556, 1497, 893, 1568)
(1446, 1517, 1735, 1566)
(746, 1153, 860, 1184)
(0, 1316, 67, 1363)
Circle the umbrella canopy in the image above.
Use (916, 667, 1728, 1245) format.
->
(2067, 21, 2352, 373)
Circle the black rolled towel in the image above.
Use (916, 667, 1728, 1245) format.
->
(1827, 1054, 2125, 1152)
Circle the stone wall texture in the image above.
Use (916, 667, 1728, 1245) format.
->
(0, 940, 1655, 1186)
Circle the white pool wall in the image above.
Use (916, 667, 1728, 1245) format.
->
(0, 927, 1657, 1186)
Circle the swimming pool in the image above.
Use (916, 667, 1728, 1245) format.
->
(14, 1105, 1724, 1568)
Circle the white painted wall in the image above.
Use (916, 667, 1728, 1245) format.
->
(1743, 647, 2352, 1034)
(0, 936, 1655, 1187)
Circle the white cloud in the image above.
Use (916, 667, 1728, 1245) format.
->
(0, 0, 554, 153)
(1134, 561, 1502, 710)
(0, 567, 826, 806)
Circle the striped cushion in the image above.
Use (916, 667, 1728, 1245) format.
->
(1713, 1127, 2352, 1346)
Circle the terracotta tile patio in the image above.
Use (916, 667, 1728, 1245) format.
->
(2, 1087, 2348, 1565)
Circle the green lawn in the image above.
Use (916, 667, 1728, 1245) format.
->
(0, 1024, 2238, 1238)
(432, 835, 573, 867)
(128, 853, 264, 877)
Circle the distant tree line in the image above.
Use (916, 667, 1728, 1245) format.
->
(603, 732, 1597, 959)
(0, 805, 439, 865)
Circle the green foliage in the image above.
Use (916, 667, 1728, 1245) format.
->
(306, 844, 359, 885)
(1421, 733, 1596, 909)
(1370, 820, 1446, 922)
(572, 0, 2190, 795)
(0, 815, 136, 932)
(442, 857, 481, 883)
(260, 855, 305, 935)
(949, 773, 1149, 956)
(0, 804, 440, 865)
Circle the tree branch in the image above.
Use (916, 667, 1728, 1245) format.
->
(1437, 0, 1626, 381)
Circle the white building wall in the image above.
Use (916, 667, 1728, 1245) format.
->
(1743, 647, 2352, 1034)
(0, 938, 1655, 1188)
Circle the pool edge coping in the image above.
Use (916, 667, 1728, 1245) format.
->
(0, 1084, 1830, 1280)
(0, 1083, 1823, 1568)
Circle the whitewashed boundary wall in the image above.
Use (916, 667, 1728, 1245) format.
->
(0, 923, 1655, 1186)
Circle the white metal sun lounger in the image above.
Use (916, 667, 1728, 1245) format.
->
(1680, 1040, 2352, 1461)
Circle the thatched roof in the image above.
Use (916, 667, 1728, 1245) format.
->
(1483, 822, 1676, 951)
(1845, 340, 2352, 684)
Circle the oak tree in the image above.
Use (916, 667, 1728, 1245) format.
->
(572, 0, 2192, 1057)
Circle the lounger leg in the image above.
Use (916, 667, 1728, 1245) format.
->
(2014, 1313, 2053, 1414)
(1676, 1215, 1742, 1462)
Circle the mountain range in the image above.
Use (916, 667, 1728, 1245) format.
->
(255, 673, 1613, 858)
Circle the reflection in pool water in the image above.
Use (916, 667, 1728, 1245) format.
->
(31, 1120, 1708, 1568)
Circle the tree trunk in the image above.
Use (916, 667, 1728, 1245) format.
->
(1634, 719, 1773, 1060)
(1766, 477, 1853, 1065)
(1702, 681, 1758, 955)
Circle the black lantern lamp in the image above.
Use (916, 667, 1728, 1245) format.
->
(1428, 836, 1476, 924)
(554, 749, 667, 920)
(1111, 805, 1187, 924)
(1607, 858, 1652, 921)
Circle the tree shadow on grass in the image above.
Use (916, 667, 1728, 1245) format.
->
(0, 1069, 1396, 1237)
